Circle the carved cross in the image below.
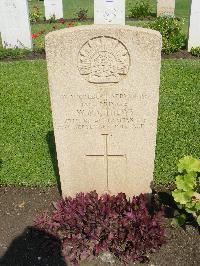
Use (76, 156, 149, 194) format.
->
(86, 134, 126, 191)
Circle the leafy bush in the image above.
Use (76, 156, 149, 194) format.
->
(35, 191, 165, 265)
(75, 8, 88, 21)
(48, 14, 56, 23)
(190, 47, 200, 57)
(149, 17, 186, 54)
(129, 0, 152, 18)
(29, 5, 41, 22)
(172, 156, 200, 226)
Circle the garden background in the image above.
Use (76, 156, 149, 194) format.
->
(1, 1, 200, 265)
(1, 0, 200, 189)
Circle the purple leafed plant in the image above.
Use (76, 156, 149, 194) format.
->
(35, 191, 166, 265)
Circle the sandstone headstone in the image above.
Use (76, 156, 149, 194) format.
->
(0, 0, 32, 49)
(46, 25, 162, 198)
(157, 0, 175, 17)
(94, 0, 125, 25)
(44, 0, 63, 20)
(188, 0, 200, 51)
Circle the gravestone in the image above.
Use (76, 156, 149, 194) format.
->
(44, 0, 63, 20)
(0, 13, 2, 33)
(188, 0, 200, 51)
(94, 0, 125, 25)
(157, 0, 175, 17)
(46, 25, 162, 198)
(0, 0, 32, 49)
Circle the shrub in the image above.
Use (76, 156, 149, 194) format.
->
(29, 5, 41, 22)
(172, 156, 200, 226)
(48, 14, 56, 23)
(190, 47, 200, 57)
(75, 8, 88, 21)
(149, 17, 186, 54)
(35, 191, 165, 265)
(129, 0, 152, 18)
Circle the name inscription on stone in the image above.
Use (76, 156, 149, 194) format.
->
(58, 92, 153, 130)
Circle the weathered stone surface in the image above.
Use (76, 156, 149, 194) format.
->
(0, 0, 32, 49)
(157, 0, 175, 17)
(46, 25, 162, 198)
(188, 0, 200, 51)
(44, 0, 63, 20)
(94, 0, 125, 25)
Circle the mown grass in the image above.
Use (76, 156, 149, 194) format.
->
(1, 60, 54, 186)
(154, 59, 200, 184)
(1, 59, 200, 187)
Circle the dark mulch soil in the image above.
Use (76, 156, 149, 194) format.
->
(162, 49, 200, 60)
(0, 52, 46, 62)
(31, 18, 94, 25)
(31, 16, 155, 25)
(0, 186, 200, 266)
(0, 50, 199, 63)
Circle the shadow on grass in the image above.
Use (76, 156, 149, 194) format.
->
(0, 227, 66, 266)
(46, 131, 62, 195)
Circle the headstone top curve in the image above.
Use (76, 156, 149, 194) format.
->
(45, 25, 162, 43)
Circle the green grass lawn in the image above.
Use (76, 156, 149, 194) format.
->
(1, 59, 200, 187)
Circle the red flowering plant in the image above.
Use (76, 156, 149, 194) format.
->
(32, 29, 45, 39)
(35, 191, 166, 265)
(31, 21, 74, 51)
(32, 33, 38, 39)
(59, 18, 65, 24)
(31, 29, 46, 51)
(67, 22, 73, 28)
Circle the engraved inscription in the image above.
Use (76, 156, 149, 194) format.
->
(78, 36, 130, 83)
(58, 92, 154, 130)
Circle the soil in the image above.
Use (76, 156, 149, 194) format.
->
(30, 17, 155, 25)
(162, 50, 200, 60)
(32, 18, 94, 25)
(0, 52, 46, 62)
(0, 186, 200, 266)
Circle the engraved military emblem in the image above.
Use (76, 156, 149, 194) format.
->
(78, 36, 130, 84)
(103, 8, 117, 23)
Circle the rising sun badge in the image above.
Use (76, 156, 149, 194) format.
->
(78, 36, 130, 84)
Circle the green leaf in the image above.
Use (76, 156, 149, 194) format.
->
(185, 202, 195, 209)
(171, 214, 186, 227)
(178, 156, 200, 173)
(175, 173, 196, 191)
(197, 215, 200, 226)
(185, 203, 196, 214)
(195, 202, 200, 211)
(172, 190, 194, 204)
